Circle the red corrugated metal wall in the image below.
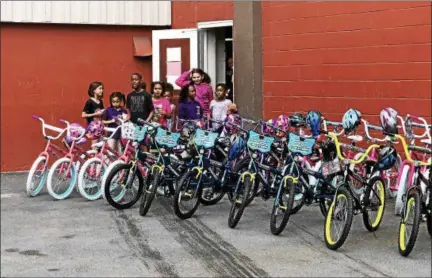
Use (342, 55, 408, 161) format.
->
(171, 1, 233, 29)
(262, 2, 431, 124)
(1, 23, 155, 172)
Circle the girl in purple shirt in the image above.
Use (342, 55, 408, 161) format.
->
(103, 92, 128, 152)
(175, 68, 213, 116)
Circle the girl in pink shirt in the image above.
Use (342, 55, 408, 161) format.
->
(175, 68, 213, 116)
(151, 81, 172, 128)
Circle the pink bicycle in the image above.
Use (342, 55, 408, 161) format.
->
(46, 119, 96, 200)
(394, 114, 431, 215)
(77, 124, 132, 201)
(26, 115, 69, 197)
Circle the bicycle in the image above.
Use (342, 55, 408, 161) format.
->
(382, 130, 432, 256)
(77, 124, 125, 201)
(138, 119, 190, 217)
(26, 115, 69, 197)
(394, 114, 431, 215)
(322, 122, 393, 250)
(103, 121, 155, 209)
(46, 120, 97, 200)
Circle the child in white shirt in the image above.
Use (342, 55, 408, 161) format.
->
(210, 83, 232, 132)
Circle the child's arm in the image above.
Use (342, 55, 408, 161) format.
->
(163, 101, 173, 119)
(175, 70, 192, 88)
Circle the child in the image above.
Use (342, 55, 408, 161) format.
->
(164, 82, 176, 131)
(178, 84, 203, 121)
(82, 81, 105, 125)
(151, 81, 172, 128)
(175, 68, 213, 116)
(126, 73, 154, 125)
(103, 92, 128, 152)
(210, 83, 232, 132)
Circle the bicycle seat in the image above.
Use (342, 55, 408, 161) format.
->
(347, 135, 363, 142)
(421, 138, 431, 145)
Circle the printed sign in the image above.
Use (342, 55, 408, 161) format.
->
(194, 129, 218, 149)
(288, 133, 315, 156)
(155, 127, 180, 148)
(247, 131, 275, 153)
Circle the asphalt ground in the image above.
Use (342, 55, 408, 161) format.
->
(1, 173, 431, 277)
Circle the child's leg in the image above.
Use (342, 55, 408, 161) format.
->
(91, 139, 99, 153)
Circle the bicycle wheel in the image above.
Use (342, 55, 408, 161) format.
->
(398, 189, 421, 257)
(78, 157, 106, 201)
(104, 162, 144, 210)
(101, 159, 125, 201)
(270, 176, 296, 235)
(199, 159, 225, 206)
(46, 157, 77, 200)
(173, 169, 202, 220)
(324, 186, 354, 250)
(228, 173, 253, 229)
(362, 176, 386, 232)
(139, 171, 159, 216)
(26, 156, 48, 197)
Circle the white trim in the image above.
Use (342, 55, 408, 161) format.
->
(152, 28, 198, 81)
(197, 20, 233, 29)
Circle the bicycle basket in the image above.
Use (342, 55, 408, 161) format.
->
(194, 129, 219, 149)
(287, 133, 315, 156)
(321, 157, 342, 177)
(247, 131, 275, 153)
(155, 127, 181, 148)
(121, 122, 147, 141)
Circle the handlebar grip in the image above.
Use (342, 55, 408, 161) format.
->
(411, 122, 428, 128)
(320, 130, 329, 135)
(408, 145, 432, 155)
(382, 131, 395, 137)
(368, 124, 382, 131)
(326, 121, 342, 126)
(59, 119, 67, 124)
(32, 115, 41, 120)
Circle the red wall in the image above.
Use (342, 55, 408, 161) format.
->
(262, 2, 431, 124)
(171, 1, 233, 29)
(1, 23, 156, 172)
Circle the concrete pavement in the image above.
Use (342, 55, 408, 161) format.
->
(1, 173, 431, 277)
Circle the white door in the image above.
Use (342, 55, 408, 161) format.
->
(152, 29, 198, 90)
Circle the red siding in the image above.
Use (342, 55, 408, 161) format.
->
(262, 2, 431, 123)
(0, 23, 157, 172)
(171, 1, 233, 29)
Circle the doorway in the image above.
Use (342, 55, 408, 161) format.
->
(197, 20, 234, 101)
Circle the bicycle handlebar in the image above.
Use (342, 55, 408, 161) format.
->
(382, 132, 432, 166)
(322, 119, 344, 136)
(321, 130, 381, 165)
(361, 119, 388, 142)
(405, 114, 431, 140)
(32, 115, 67, 140)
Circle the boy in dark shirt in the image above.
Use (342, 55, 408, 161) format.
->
(126, 73, 154, 125)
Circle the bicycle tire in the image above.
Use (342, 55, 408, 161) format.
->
(270, 176, 296, 235)
(362, 176, 386, 232)
(77, 157, 105, 201)
(26, 156, 48, 197)
(228, 174, 253, 229)
(46, 157, 77, 200)
(324, 186, 354, 250)
(101, 159, 125, 201)
(104, 162, 144, 210)
(173, 170, 202, 220)
(139, 171, 159, 216)
(398, 189, 421, 257)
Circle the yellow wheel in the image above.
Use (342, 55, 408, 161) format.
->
(363, 176, 386, 232)
(324, 186, 354, 250)
(398, 190, 421, 257)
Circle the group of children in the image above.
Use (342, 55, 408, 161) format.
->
(81, 69, 238, 150)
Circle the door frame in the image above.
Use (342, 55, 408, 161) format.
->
(152, 28, 198, 81)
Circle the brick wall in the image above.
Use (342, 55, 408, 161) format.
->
(171, 1, 233, 29)
(262, 2, 431, 125)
